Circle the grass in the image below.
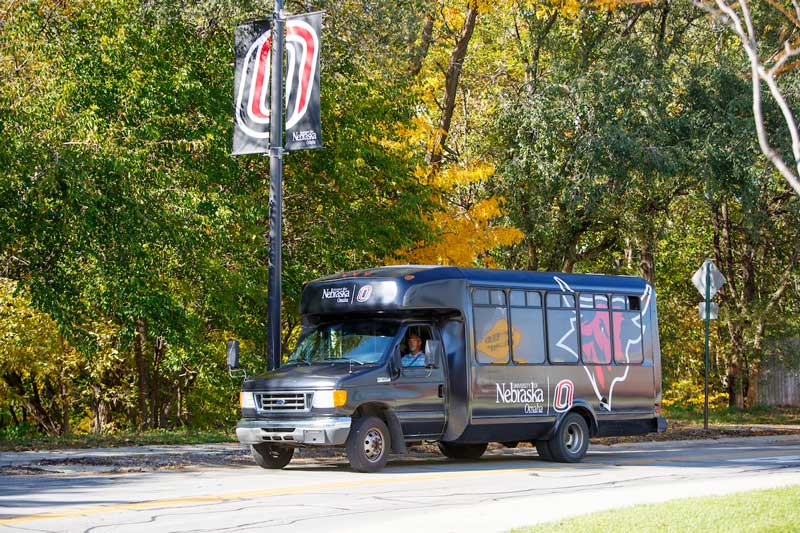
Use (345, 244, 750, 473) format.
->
(664, 405, 800, 426)
(0, 428, 237, 452)
(512, 485, 800, 533)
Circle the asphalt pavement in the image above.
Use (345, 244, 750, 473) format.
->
(2, 435, 800, 532)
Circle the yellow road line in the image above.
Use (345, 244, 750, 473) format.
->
(2, 447, 799, 526)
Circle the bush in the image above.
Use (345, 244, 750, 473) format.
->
(663, 379, 729, 410)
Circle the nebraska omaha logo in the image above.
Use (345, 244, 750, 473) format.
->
(235, 25, 273, 140)
(322, 287, 350, 303)
(284, 19, 319, 131)
(234, 19, 319, 141)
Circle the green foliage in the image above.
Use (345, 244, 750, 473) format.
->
(1, 0, 799, 440)
(0, 0, 433, 435)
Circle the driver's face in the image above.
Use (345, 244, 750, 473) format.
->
(409, 336, 421, 352)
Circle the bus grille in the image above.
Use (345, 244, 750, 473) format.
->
(254, 392, 312, 413)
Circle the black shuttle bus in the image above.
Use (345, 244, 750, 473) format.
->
(232, 266, 667, 472)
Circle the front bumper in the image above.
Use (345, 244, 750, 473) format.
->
(236, 417, 352, 446)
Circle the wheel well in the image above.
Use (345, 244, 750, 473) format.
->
(569, 406, 597, 437)
(353, 402, 390, 422)
(353, 402, 406, 454)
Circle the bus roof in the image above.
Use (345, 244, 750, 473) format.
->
(312, 265, 648, 294)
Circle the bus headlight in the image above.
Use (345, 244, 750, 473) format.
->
(312, 389, 347, 408)
(240, 392, 256, 409)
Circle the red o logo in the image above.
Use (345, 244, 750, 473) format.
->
(356, 285, 373, 303)
(554, 379, 574, 412)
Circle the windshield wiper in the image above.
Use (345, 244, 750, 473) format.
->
(320, 357, 366, 366)
(287, 359, 312, 366)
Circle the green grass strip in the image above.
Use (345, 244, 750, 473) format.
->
(511, 485, 800, 533)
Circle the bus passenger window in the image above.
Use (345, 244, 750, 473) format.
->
(612, 295, 644, 364)
(511, 307, 545, 364)
(546, 293, 578, 364)
(490, 290, 506, 306)
(579, 296, 612, 365)
(474, 306, 510, 364)
(547, 293, 574, 309)
(473, 288, 509, 365)
(509, 290, 526, 307)
(472, 289, 490, 305)
(526, 292, 541, 307)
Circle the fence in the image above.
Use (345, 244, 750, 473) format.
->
(758, 339, 800, 407)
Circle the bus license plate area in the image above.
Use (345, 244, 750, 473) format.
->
(304, 429, 325, 443)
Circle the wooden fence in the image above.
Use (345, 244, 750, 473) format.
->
(758, 339, 800, 407)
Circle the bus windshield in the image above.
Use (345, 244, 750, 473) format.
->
(286, 321, 398, 365)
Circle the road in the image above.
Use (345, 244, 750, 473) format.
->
(2, 435, 800, 532)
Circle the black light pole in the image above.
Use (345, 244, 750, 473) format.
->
(267, 0, 285, 371)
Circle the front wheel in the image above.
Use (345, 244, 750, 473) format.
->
(346, 416, 391, 473)
(251, 443, 294, 469)
(548, 412, 590, 463)
(438, 441, 488, 460)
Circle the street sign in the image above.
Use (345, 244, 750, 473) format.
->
(692, 260, 725, 299)
(693, 258, 725, 432)
(698, 301, 719, 320)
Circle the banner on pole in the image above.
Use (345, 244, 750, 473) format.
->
(233, 20, 273, 155)
(284, 12, 323, 151)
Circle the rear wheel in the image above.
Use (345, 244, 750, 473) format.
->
(346, 416, 391, 473)
(535, 440, 553, 461)
(548, 412, 589, 463)
(438, 441, 488, 460)
(251, 443, 294, 469)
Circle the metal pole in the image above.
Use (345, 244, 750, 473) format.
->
(267, 0, 285, 371)
(704, 260, 711, 430)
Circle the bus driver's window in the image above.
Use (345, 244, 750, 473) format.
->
(402, 327, 431, 367)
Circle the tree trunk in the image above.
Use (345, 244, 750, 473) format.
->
(408, 12, 434, 78)
(151, 336, 165, 429)
(57, 334, 71, 435)
(134, 319, 149, 430)
(429, 6, 479, 170)
(639, 232, 656, 285)
(526, 240, 539, 271)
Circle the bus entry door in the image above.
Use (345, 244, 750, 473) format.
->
(393, 326, 446, 438)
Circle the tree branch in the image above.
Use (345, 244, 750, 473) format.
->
(694, 0, 800, 195)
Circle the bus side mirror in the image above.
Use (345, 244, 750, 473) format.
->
(424, 340, 442, 368)
(227, 340, 240, 369)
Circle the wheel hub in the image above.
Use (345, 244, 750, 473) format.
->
(565, 423, 583, 453)
(363, 429, 384, 462)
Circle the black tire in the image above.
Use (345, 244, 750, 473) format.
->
(548, 412, 590, 463)
(251, 443, 294, 469)
(437, 441, 488, 460)
(535, 440, 553, 461)
(346, 416, 391, 473)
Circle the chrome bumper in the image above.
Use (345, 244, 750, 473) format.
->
(236, 417, 352, 446)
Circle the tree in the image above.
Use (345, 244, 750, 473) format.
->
(692, 0, 800, 195)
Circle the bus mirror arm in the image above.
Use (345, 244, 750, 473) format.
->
(390, 345, 402, 379)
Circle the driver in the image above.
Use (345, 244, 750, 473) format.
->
(402, 334, 425, 367)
